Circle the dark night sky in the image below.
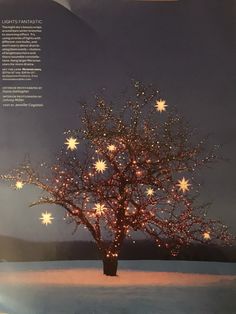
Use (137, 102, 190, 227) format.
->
(0, 0, 235, 241)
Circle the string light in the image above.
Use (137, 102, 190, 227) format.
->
(203, 231, 211, 240)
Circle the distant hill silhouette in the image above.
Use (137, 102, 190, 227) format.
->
(0, 235, 235, 262)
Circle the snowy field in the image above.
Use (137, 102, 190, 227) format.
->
(0, 260, 235, 314)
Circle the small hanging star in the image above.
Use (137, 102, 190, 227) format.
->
(155, 99, 167, 113)
(40, 211, 54, 226)
(146, 187, 154, 197)
(107, 144, 116, 152)
(94, 159, 107, 173)
(15, 181, 24, 190)
(65, 137, 79, 151)
(177, 177, 191, 193)
(203, 231, 211, 240)
(94, 203, 106, 216)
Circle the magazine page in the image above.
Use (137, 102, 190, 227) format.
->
(0, 1, 235, 313)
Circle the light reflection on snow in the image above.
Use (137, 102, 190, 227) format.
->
(0, 269, 235, 287)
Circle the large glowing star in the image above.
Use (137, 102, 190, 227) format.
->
(94, 159, 107, 173)
(146, 187, 154, 197)
(40, 211, 54, 226)
(94, 203, 106, 216)
(15, 181, 24, 189)
(177, 177, 191, 193)
(155, 99, 167, 113)
(65, 137, 79, 151)
(107, 144, 116, 152)
(203, 232, 211, 240)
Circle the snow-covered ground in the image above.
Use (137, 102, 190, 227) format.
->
(0, 260, 235, 314)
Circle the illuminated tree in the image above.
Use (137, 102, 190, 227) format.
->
(1, 82, 234, 276)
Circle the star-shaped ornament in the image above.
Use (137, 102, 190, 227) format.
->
(40, 211, 54, 226)
(94, 159, 107, 173)
(15, 181, 24, 190)
(146, 187, 154, 197)
(94, 203, 106, 216)
(65, 137, 79, 151)
(107, 144, 116, 152)
(155, 99, 167, 113)
(177, 177, 191, 193)
(203, 232, 211, 240)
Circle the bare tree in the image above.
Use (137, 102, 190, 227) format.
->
(2, 82, 234, 276)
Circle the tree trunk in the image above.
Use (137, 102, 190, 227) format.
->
(102, 257, 118, 276)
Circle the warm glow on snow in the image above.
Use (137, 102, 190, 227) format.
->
(0, 269, 235, 287)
